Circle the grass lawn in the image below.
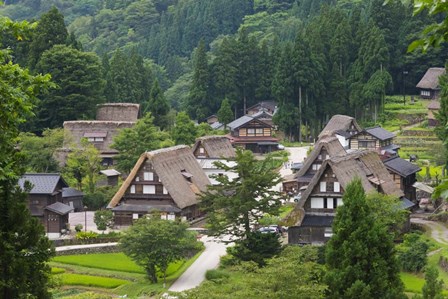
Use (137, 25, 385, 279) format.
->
(61, 273, 129, 288)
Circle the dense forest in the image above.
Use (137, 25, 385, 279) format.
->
(1, 0, 447, 140)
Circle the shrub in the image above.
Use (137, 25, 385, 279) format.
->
(74, 224, 83, 232)
(75, 231, 98, 240)
(61, 273, 129, 288)
(228, 231, 282, 266)
(205, 269, 230, 281)
(237, 261, 259, 273)
(397, 233, 429, 272)
(220, 254, 239, 268)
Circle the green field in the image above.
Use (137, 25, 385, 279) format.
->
(51, 250, 203, 298)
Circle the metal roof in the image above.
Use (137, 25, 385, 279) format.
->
(18, 174, 67, 194)
(227, 115, 254, 130)
(45, 202, 74, 215)
(100, 169, 121, 176)
(364, 126, 395, 140)
(400, 197, 416, 210)
(62, 187, 84, 198)
(384, 157, 421, 177)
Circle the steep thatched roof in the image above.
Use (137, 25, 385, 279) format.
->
(192, 136, 236, 159)
(416, 67, 445, 89)
(108, 145, 211, 210)
(298, 150, 403, 209)
(318, 114, 361, 138)
(428, 100, 441, 110)
(294, 136, 346, 179)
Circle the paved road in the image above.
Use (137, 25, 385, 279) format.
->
(169, 236, 229, 292)
(273, 146, 309, 193)
(411, 217, 448, 245)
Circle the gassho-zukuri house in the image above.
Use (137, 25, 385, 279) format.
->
(107, 145, 211, 226)
(287, 150, 414, 245)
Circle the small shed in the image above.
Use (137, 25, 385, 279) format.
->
(62, 187, 84, 212)
(98, 169, 121, 186)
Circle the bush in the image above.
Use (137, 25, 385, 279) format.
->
(220, 254, 239, 268)
(397, 233, 429, 272)
(228, 231, 282, 266)
(74, 224, 83, 232)
(75, 231, 98, 240)
(205, 269, 230, 281)
(237, 261, 259, 273)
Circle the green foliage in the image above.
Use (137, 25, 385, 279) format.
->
(146, 79, 170, 129)
(228, 231, 282, 266)
(111, 112, 174, 173)
(60, 273, 129, 288)
(172, 111, 197, 145)
(63, 139, 102, 194)
(325, 179, 405, 299)
(217, 98, 233, 127)
(397, 233, 429, 272)
(18, 128, 64, 172)
(0, 16, 55, 299)
(35, 44, 105, 130)
(51, 267, 66, 274)
(74, 224, 83, 232)
(75, 231, 98, 240)
(205, 269, 230, 281)
(120, 215, 201, 283)
(28, 6, 68, 69)
(94, 209, 114, 232)
(200, 148, 283, 240)
(186, 245, 326, 298)
(422, 266, 444, 299)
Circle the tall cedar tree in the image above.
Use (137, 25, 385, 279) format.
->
(217, 98, 233, 127)
(0, 16, 54, 298)
(111, 113, 174, 173)
(435, 69, 448, 168)
(35, 45, 105, 130)
(187, 39, 211, 120)
(325, 179, 405, 299)
(146, 79, 170, 130)
(120, 215, 200, 285)
(172, 112, 197, 145)
(200, 148, 282, 240)
(28, 6, 68, 69)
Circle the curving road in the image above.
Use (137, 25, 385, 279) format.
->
(411, 217, 448, 245)
(169, 236, 229, 292)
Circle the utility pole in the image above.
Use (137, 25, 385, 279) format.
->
(403, 70, 408, 105)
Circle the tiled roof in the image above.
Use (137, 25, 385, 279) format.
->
(62, 187, 84, 198)
(384, 156, 421, 177)
(45, 202, 74, 215)
(365, 126, 395, 140)
(18, 174, 67, 194)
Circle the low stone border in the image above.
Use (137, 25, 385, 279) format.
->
(55, 243, 119, 256)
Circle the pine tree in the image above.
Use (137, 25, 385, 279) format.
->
(422, 266, 444, 299)
(217, 98, 234, 128)
(325, 179, 405, 299)
(146, 79, 170, 130)
(187, 39, 211, 121)
(28, 6, 68, 69)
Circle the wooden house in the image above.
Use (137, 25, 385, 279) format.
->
(107, 145, 211, 226)
(98, 169, 121, 186)
(246, 101, 277, 115)
(288, 150, 409, 245)
(318, 115, 362, 148)
(192, 136, 236, 159)
(416, 67, 446, 99)
(62, 187, 84, 212)
(384, 156, 421, 203)
(57, 103, 139, 167)
(427, 100, 441, 127)
(349, 126, 400, 157)
(283, 136, 346, 193)
(18, 174, 73, 239)
(227, 115, 279, 153)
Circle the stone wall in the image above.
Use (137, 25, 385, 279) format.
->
(96, 103, 140, 122)
(55, 244, 120, 256)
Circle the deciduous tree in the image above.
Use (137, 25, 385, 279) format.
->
(120, 215, 201, 285)
(172, 112, 197, 145)
(94, 210, 114, 233)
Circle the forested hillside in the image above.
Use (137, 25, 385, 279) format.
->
(1, 0, 447, 140)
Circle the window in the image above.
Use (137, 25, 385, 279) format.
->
(163, 186, 169, 194)
(199, 147, 205, 154)
(256, 128, 263, 135)
(130, 185, 136, 194)
(318, 154, 322, 160)
(326, 198, 334, 209)
(135, 176, 140, 182)
(144, 172, 154, 181)
(337, 198, 343, 206)
(320, 182, 327, 192)
(312, 164, 321, 171)
(143, 185, 156, 194)
(133, 213, 139, 219)
(310, 197, 324, 209)
(324, 227, 333, 238)
(334, 182, 340, 192)
(94, 137, 104, 142)
(247, 128, 255, 136)
(167, 213, 175, 221)
(88, 137, 95, 142)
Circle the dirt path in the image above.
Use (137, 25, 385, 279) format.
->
(411, 217, 448, 245)
(392, 121, 424, 135)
